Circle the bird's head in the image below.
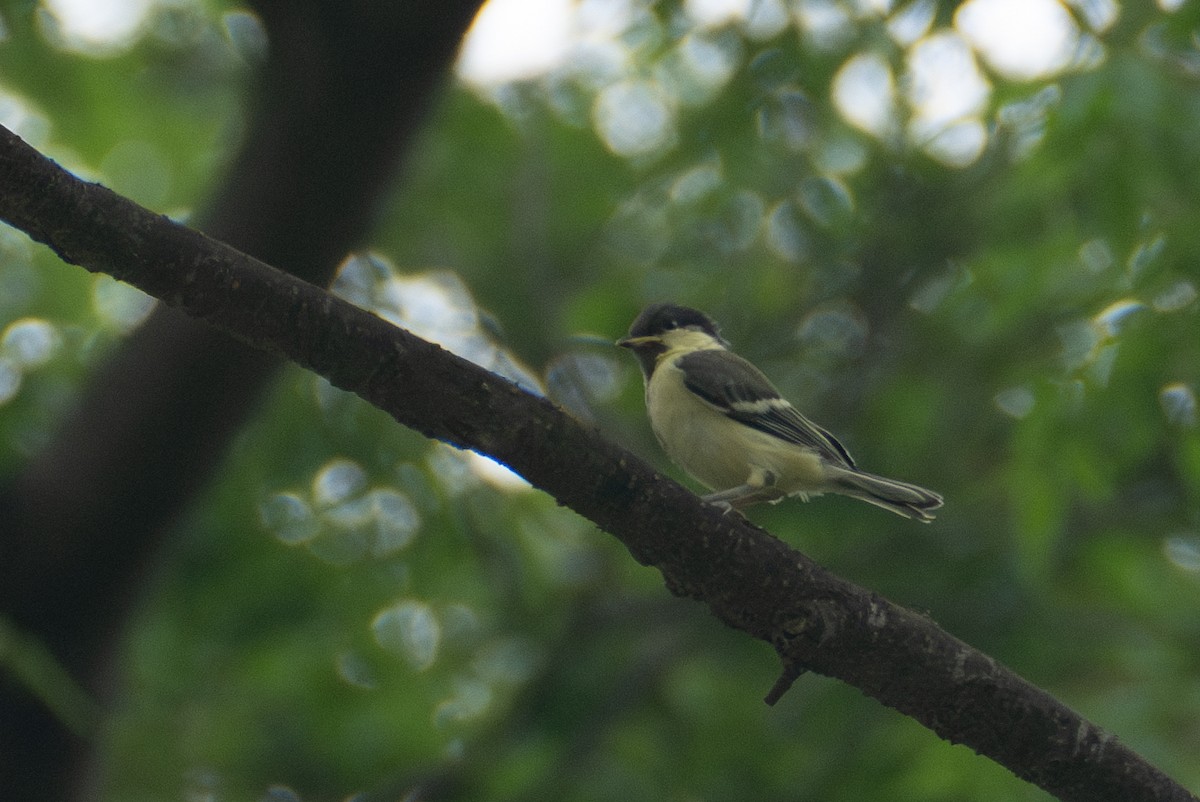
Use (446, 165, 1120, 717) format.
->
(617, 303, 727, 378)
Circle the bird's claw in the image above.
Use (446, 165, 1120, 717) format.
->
(706, 498, 735, 515)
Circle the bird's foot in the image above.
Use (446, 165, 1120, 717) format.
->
(705, 498, 736, 515)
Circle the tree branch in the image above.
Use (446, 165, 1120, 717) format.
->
(0, 126, 1194, 802)
(0, 4, 485, 798)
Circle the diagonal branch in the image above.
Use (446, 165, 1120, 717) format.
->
(0, 126, 1194, 802)
(0, 4, 485, 798)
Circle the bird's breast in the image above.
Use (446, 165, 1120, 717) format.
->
(645, 358, 828, 494)
(645, 362, 757, 489)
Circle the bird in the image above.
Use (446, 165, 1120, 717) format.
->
(617, 303, 943, 522)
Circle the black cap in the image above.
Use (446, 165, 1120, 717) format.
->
(625, 303, 722, 340)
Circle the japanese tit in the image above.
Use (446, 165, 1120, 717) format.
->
(617, 303, 943, 521)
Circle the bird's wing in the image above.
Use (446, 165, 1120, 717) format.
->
(678, 349, 856, 469)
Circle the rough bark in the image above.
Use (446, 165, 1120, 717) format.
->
(0, 125, 1193, 802)
(0, 2, 485, 798)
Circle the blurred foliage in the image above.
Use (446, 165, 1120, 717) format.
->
(2, 0, 1200, 800)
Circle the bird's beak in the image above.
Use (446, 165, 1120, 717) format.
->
(616, 335, 658, 349)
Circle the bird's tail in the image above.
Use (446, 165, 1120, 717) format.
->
(828, 467, 944, 523)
